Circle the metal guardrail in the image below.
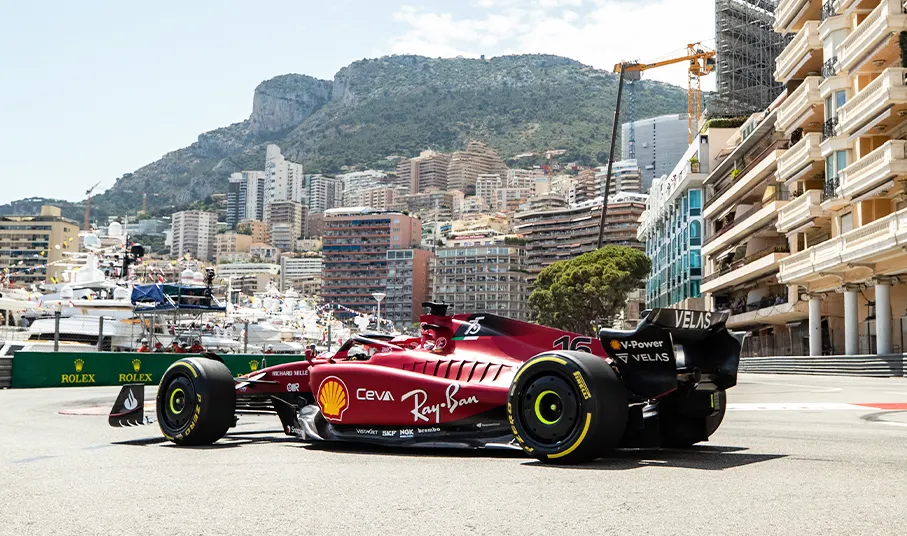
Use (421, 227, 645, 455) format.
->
(0, 357, 11, 388)
(739, 354, 907, 377)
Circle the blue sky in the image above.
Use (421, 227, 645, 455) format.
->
(0, 0, 713, 205)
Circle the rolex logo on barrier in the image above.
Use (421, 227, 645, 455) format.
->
(118, 357, 152, 383)
(62, 358, 96, 384)
(249, 360, 260, 372)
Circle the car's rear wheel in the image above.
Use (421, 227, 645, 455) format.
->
(157, 358, 235, 445)
(508, 351, 628, 464)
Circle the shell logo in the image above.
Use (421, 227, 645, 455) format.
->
(609, 340, 621, 350)
(318, 376, 349, 421)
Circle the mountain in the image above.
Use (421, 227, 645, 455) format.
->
(4, 54, 690, 219)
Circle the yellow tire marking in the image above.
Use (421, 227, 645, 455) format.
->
(548, 412, 592, 459)
(166, 360, 198, 378)
(513, 356, 568, 384)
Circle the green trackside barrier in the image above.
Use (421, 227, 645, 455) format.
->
(10, 351, 305, 388)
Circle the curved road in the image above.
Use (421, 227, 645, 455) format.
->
(1, 374, 906, 535)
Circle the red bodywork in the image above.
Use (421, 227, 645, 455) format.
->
(236, 312, 609, 428)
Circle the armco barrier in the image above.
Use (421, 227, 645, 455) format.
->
(739, 354, 907, 377)
(0, 357, 12, 388)
(10, 352, 304, 388)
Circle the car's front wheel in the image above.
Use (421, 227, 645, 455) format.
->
(507, 351, 628, 464)
(157, 358, 235, 445)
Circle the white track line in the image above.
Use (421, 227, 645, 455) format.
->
(727, 403, 866, 411)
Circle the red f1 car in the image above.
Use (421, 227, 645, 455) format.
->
(109, 303, 744, 464)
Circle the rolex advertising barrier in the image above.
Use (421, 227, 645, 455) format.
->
(9, 352, 299, 389)
(739, 354, 907, 378)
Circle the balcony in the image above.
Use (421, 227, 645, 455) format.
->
(774, 0, 822, 33)
(777, 77, 823, 135)
(838, 68, 907, 136)
(777, 132, 824, 183)
(702, 195, 791, 257)
(727, 301, 809, 330)
(701, 245, 792, 294)
(703, 143, 787, 218)
(837, 0, 907, 74)
(839, 140, 907, 199)
(775, 21, 823, 84)
(777, 190, 831, 233)
(779, 206, 907, 284)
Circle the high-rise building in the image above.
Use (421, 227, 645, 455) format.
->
(638, 124, 737, 311)
(358, 186, 405, 212)
(432, 230, 530, 320)
(265, 144, 305, 207)
(400, 191, 454, 222)
(713, 0, 787, 116)
(303, 174, 344, 214)
(598, 160, 643, 196)
(447, 141, 509, 195)
(280, 254, 323, 293)
(236, 219, 270, 245)
(475, 174, 502, 205)
(514, 194, 646, 279)
(403, 150, 452, 194)
(320, 208, 422, 318)
(215, 231, 253, 262)
(493, 188, 532, 212)
(0, 205, 79, 286)
(227, 171, 266, 228)
(338, 170, 389, 206)
(170, 210, 218, 261)
(267, 201, 305, 251)
(621, 114, 690, 192)
(385, 248, 433, 327)
(573, 171, 599, 204)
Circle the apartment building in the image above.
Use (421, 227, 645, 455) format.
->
(358, 186, 405, 211)
(269, 223, 296, 253)
(236, 219, 270, 245)
(493, 187, 533, 212)
(639, 126, 737, 310)
(338, 170, 388, 206)
(399, 150, 452, 194)
(216, 263, 280, 295)
(384, 248, 433, 327)
(432, 230, 530, 320)
(170, 210, 218, 261)
(214, 231, 253, 262)
(280, 254, 323, 294)
(514, 194, 646, 279)
(400, 191, 454, 222)
(227, 171, 266, 228)
(303, 174, 344, 214)
(475, 174, 502, 204)
(770, 0, 907, 356)
(267, 201, 305, 251)
(0, 205, 79, 286)
(320, 208, 422, 318)
(622, 114, 692, 192)
(597, 159, 644, 196)
(447, 141, 509, 195)
(265, 144, 305, 207)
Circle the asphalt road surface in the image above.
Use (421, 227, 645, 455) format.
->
(2, 374, 906, 536)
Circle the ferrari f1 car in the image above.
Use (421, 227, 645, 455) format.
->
(109, 303, 744, 464)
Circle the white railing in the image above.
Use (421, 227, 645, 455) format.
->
(839, 140, 907, 197)
(778, 190, 825, 232)
(774, 0, 809, 33)
(838, 68, 907, 135)
(775, 21, 822, 82)
(838, 0, 907, 72)
(777, 132, 823, 182)
(777, 77, 822, 134)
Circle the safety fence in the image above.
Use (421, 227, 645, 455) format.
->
(0, 357, 11, 388)
(739, 354, 907, 377)
(10, 351, 303, 388)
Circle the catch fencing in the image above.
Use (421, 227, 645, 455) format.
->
(739, 354, 907, 377)
(0, 357, 11, 388)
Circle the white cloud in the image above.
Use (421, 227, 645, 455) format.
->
(388, 0, 716, 91)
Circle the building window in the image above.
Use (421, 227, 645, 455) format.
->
(689, 221, 701, 246)
(826, 150, 848, 181)
(688, 190, 702, 216)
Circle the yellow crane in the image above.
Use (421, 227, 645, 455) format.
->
(614, 42, 717, 144)
(84, 182, 100, 231)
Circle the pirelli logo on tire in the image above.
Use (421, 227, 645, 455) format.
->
(573, 371, 591, 400)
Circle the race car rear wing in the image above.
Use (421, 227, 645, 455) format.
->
(599, 309, 744, 399)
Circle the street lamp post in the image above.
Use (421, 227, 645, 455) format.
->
(372, 292, 387, 332)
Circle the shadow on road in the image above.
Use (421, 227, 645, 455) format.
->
(524, 445, 786, 471)
(301, 442, 526, 459)
(112, 429, 293, 449)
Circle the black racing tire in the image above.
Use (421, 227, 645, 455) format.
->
(156, 358, 236, 446)
(659, 389, 727, 448)
(508, 351, 628, 464)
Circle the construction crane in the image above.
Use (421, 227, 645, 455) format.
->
(597, 43, 716, 249)
(615, 42, 717, 145)
(84, 182, 100, 231)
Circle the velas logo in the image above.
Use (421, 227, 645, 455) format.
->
(609, 340, 621, 350)
(249, 360, 260, 372)
(62, 358, 96, 384)
(318, 376, 349, 422)
(119, 357, 152, 383)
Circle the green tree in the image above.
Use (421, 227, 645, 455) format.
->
(529, 246, 650, 334)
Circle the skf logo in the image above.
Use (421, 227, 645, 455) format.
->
(318, 376, 349, 421)
(132, 359, 141, 372)
(609, 340, 621, 350)
(249, 360, 260, 372)
(62, 359, 96, 384)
